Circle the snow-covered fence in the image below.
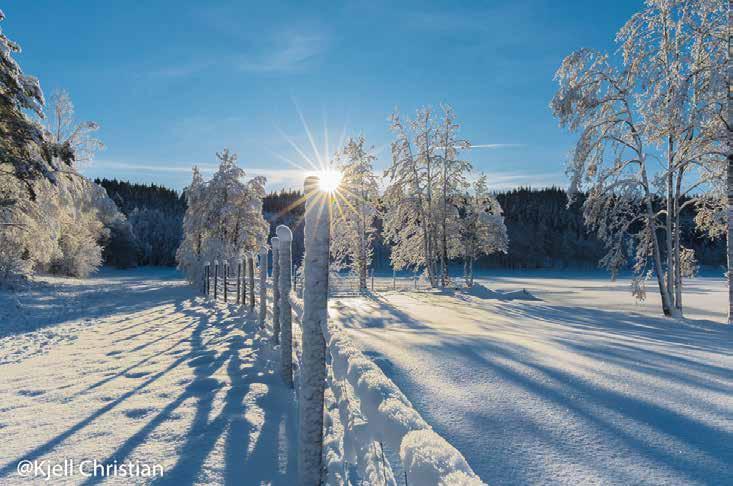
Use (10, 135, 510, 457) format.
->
(272, 176, 484, 485)
(202, 256, 260, 311)
(258, 245, 269, 328)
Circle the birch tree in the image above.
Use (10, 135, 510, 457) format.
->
(617, 0, 727, 313)
(383, 107, 439, 286)
(435, 104, 472, 286)
(43, 89, 103, 169)
(551, 0, 727, 316)
(459, 175, 508, 287)
(330, 135, 379, 290)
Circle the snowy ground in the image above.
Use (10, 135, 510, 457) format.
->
(0, 268, 296, 485)
(331, 273, 733, 486)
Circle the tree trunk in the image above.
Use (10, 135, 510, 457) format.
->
(666, 146, 675, 309)
(298, 177, 328, 485)
(641, 158, 674, 316)
(673, 169, 683, 313)
(358, 232, 367, 291)
(469, 255, 474, 288)
(728, 153, 733, 324)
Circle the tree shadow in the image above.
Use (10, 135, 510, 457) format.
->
(0, 290, 297, 485)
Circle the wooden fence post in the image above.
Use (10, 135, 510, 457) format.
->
(237, 260, 242, 305)
(276, 225, 293, 387)
(393, 268, 396, 291)
(271, 237, 281, 343)
(223, 260, 228, 303)
(214, 260, 219, 301)
(248, 252, 255, 311)
(299, 176, 329, 485)
(258, 245, 269, 328)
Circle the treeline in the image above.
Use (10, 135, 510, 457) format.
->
(96, 179, 186, 267)
(263, 186, 726, 271)
(102, 182, 725, 272)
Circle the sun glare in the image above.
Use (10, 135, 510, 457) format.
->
(317, 169, 342, 193)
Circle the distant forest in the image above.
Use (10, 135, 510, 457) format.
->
(97, 180, 726, 272)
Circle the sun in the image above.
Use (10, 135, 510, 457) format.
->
(317, 169, 342, 193)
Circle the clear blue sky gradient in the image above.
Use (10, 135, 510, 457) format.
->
(6, 1, 642, 192)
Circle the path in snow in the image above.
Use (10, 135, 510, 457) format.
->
(331, 275, 733, 486)
(0, 268, 296, 485)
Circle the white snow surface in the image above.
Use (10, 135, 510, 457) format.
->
(0, 267, 297, 485)
(330, 273, 733, 486)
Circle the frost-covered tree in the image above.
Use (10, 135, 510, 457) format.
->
(384, 107, 440, 286)
(551, 0, 727, 316)
(176, 151, 269, 283)
(459, 175, 508, 287)
(43, 89, 103, 169)
(330, 135, 379, 290)
(435, 104, 472, 286)
(176, 167, 206, 282)
(0, 12, 118, 282)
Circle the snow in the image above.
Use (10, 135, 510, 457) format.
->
(0, 267, 297, 485)
(330, 273, 733, 485)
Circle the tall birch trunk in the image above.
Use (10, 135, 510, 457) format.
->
(728, 156, 733, 324)
(298, 177, 328, 485)
(674, 169, 683, 313)
(276, 225, 293, 387)
(640, 156, 674, 316)
(728, 1, 732, 325)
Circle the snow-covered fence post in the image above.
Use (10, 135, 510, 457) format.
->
(204, 262, 209, 296)
(214, 260, 219, 301)
(299, 176, 329, 485)
(237, 260, 242, 305)
(258, 245, 269, 329)
(223, 260, 228, 303)
(247, 252, 256, 311)
(242, 258, 247, 306)
(271, 237, 281, 344)
(276, 225, 293, 387)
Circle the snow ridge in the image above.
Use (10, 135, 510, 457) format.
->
(289, 290, 485, 485)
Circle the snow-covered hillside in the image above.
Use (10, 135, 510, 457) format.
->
(0, 268, 296, 485)
(331, 274, 733, 485)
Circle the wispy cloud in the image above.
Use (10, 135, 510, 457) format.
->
(479, 171, 567, 190)
(468, 143, 525, 149)
(147, 30, 328, 79)
(238, 31, 328, 73)
(88, 160, 307, 190)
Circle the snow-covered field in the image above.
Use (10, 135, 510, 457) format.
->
(1, 268, 731, 485)
(331, 273, 733, 485)
(0, 268, 296, 485)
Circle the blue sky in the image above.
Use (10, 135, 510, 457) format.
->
(6, 0, 642, 192)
